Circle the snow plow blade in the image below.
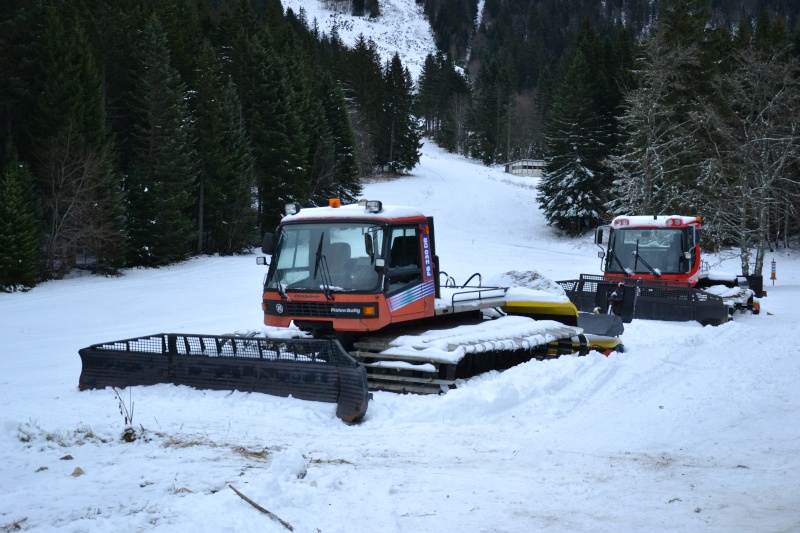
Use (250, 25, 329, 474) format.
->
(557, 274, 730, 326)
(78, 333, 369, 423)
(503, 298, 624, 337)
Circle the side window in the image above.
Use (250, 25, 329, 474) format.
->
(387, 228, 421, 292)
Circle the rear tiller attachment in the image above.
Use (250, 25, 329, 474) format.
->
(78, 333, 370, 422)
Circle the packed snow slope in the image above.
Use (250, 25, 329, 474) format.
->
(2, 141, 800, 532)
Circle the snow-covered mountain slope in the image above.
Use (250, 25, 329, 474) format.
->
(280, 0, 437, 80)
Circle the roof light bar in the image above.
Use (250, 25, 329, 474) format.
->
(329, 198, 341, 208)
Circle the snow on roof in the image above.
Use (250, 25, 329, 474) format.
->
(612, 215, 700, 228)
(282, 202, 427, 222)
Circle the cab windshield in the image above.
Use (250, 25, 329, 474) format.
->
(606, 227, 693, 275)
(266, 222, 385, 292)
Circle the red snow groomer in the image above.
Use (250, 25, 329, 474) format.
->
(559, 215, 762, 326)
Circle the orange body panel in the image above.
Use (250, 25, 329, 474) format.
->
(261, 201, 438, 334)
(263, 289, 435, 332)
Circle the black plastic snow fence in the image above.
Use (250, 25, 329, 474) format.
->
(78, 333, 370, 422)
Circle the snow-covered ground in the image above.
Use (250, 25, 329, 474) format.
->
(2, 141, 800, 532)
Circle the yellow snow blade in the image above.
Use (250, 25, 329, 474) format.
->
(503, 300, 580, 326)
(584, 334, 624, 354)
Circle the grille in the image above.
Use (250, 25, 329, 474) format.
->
(287, 301, 337, 317)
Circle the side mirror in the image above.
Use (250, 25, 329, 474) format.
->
(595, 228, 605, 245)
(365, 233, 374, 263)
(261, 233, 275, 255)
(597, 251, 605, 259)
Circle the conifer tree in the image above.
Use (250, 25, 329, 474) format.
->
(380, 53, 421, 173)
(277, 35, 324, 203)
(415, 51, 470, 152)
(194, 41, 255, 255)
(416, 54, 441, 135)
(0, 156, 41, 291)
(237, 28, 307, 233)
(0, 1, 46, 170)
(72, 0, 151, 174)
(315, 71, 362, 202)
(125, 14, 198, 266)
(344, 35, 386, 172)
(466, 60, 512, 164)
(538, 50, 607, 234)
(154, 0, 204, 90)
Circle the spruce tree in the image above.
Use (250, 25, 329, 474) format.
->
(380, 53, 421, 173)
(317, 71, 362, 202)
(0, 1, 46, 170)
(0, 156, 41, 291)
(538, 45, 610, 235)
(154, 0, 204, 90)
(194, 41, 255, 255)
(343, 35, 386, 173)
(416, 54, 441, 135)
(466, 60, 512, 164)
(125, 14, 198, 266)
(237, 28, 307, 233)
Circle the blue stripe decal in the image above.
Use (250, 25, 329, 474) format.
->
(387, 281, 435, 312)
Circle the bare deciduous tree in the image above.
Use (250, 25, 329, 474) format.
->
(39, 124, 121, 276)
(605, 33, 706, 216)
(702, 47, 800, 276)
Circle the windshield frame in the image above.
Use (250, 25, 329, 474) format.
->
(606, 227, 692, 275)
(265, 220, 387, 293)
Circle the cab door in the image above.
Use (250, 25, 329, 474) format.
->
(385, 225, 435, 319)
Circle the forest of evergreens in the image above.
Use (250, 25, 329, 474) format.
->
(1, 0, 799, 290)
(0, 0, 421, 290)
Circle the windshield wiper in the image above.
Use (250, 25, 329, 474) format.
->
(313, 233, 324, 279)
(276, 271, 287, 299)
(632, 241, 661, 278)
(313, 233, 334, 300)
(608, 249, 632, 276)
